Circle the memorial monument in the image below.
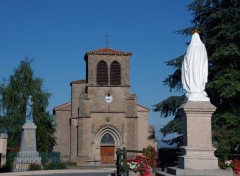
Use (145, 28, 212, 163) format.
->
(159, 32, 231, 176)
(13, 95, 42, 171)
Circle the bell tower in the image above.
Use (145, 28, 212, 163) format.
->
(84, 48, 131, 87)
(80, 48, 137, 117)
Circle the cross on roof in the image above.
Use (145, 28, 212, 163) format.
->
(105, 32, 109, 48)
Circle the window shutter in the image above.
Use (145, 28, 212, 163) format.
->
(110, 61, 121, 85)
(97, 61, 108, 85)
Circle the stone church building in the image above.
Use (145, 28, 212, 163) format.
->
(53, 48, 155, 165)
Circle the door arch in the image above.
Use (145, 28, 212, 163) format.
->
(94, 125, 123, 164)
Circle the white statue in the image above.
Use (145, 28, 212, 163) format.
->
(26, 95, 33, 123)
(181, 32, 209, 101)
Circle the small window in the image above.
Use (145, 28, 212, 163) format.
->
(110, 61, 121, 85)
(101, 133, 115, 145)
(97, 61, 108, 85)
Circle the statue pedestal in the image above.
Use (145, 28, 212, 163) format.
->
(13, 122, 41, 171)
(178, 101, 218, 170)
(158, 101, 232, 176)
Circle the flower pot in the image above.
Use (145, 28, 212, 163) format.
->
(128, 171, 155, 176)
(128, 171, 138, 176)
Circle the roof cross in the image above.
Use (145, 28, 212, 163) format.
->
(105, 32, 109, 48)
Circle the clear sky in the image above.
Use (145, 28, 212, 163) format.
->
(0, 0, 192, 146)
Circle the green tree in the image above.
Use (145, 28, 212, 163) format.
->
(0, 58, 55, 152)
(154, 0, 240, 153)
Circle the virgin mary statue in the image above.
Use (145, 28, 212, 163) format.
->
(181, 31, 209, 101)
(26, 95, 33, 123)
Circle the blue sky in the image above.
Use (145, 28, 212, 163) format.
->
(0, 0, 192, 145)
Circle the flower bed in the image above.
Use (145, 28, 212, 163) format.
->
(224, 159, 240, 175)
(125, 146, 157, 176)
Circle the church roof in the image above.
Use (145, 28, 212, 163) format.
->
(70, 80, 86, 86)
(53, 102, 71, 112)
(53, 103, 149, 112)
(86, 48, 132, 56)
(137, 104, 150, 112)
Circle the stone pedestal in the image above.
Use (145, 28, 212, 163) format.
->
(178, 101, 218, 170)
(0, 133, 8, 167)
(158, 101, 232, 176)
(13, 122, 41, 171)
(156, 167, 232, 176)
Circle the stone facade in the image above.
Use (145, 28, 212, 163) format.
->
(53, 48, 155, 164)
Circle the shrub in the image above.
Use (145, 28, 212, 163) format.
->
(28, 163, 42, 171)
(44, 162, 67, 170)
(0, 164, 12, 173)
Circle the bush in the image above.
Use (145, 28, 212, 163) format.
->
(43, 162, 67, 170)
(158, 148, 180, 170)
(0, 164, 12, 173)
(40, 152, 61, 167)
(1, 152, 17, 172)
(28, 163, 42, 171)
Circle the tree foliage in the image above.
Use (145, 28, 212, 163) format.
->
(0, 58, 55, 152)
(154, 0, 240, 153)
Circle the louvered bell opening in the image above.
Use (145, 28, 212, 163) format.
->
(97, 61, 108, 86)
(110, 61, 121, 85)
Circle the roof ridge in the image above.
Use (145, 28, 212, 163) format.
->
(70, 80, 86, 86)
(86, 48, 132, 56)
(53, 102, 71, 110)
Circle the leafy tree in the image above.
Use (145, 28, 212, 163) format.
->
(0, 58, 55, 152)
(154, 0, 240, 153)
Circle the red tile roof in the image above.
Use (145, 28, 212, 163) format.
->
(53, 102, 71, 110)
(86, 48, 132, 56)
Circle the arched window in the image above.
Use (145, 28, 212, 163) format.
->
(101, 133, 115, 145)
(110, 61, 121, 85)
(97, 61, 108, 85)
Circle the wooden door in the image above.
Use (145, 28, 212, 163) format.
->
(100, 146, 114, 164)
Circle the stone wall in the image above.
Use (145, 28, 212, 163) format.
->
(0, 133, 8, 167)
(53, 107, 71, 161)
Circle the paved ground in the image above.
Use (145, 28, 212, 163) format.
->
(0, 168, 116, 176)
(36, 173, 114, 176)
(0, 167, 164, 176)
(39, 173, 113, 176)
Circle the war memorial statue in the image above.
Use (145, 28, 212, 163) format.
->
(13, 95, 41, 171)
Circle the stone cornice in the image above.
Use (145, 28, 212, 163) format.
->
(180, 101, 216, 114)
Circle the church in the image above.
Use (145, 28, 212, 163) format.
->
(53, 48, 155, 165)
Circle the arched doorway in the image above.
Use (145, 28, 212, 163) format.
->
(94, 125, 122, 164)
(100, 133, 115, 164)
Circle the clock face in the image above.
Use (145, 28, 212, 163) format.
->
(105, 95, 113, 103)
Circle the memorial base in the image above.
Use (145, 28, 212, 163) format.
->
(13, 122, 42, 171)
(156, 167, 232, 176)
(13, 151, 41, 171)
(178, 146, 218, 170)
